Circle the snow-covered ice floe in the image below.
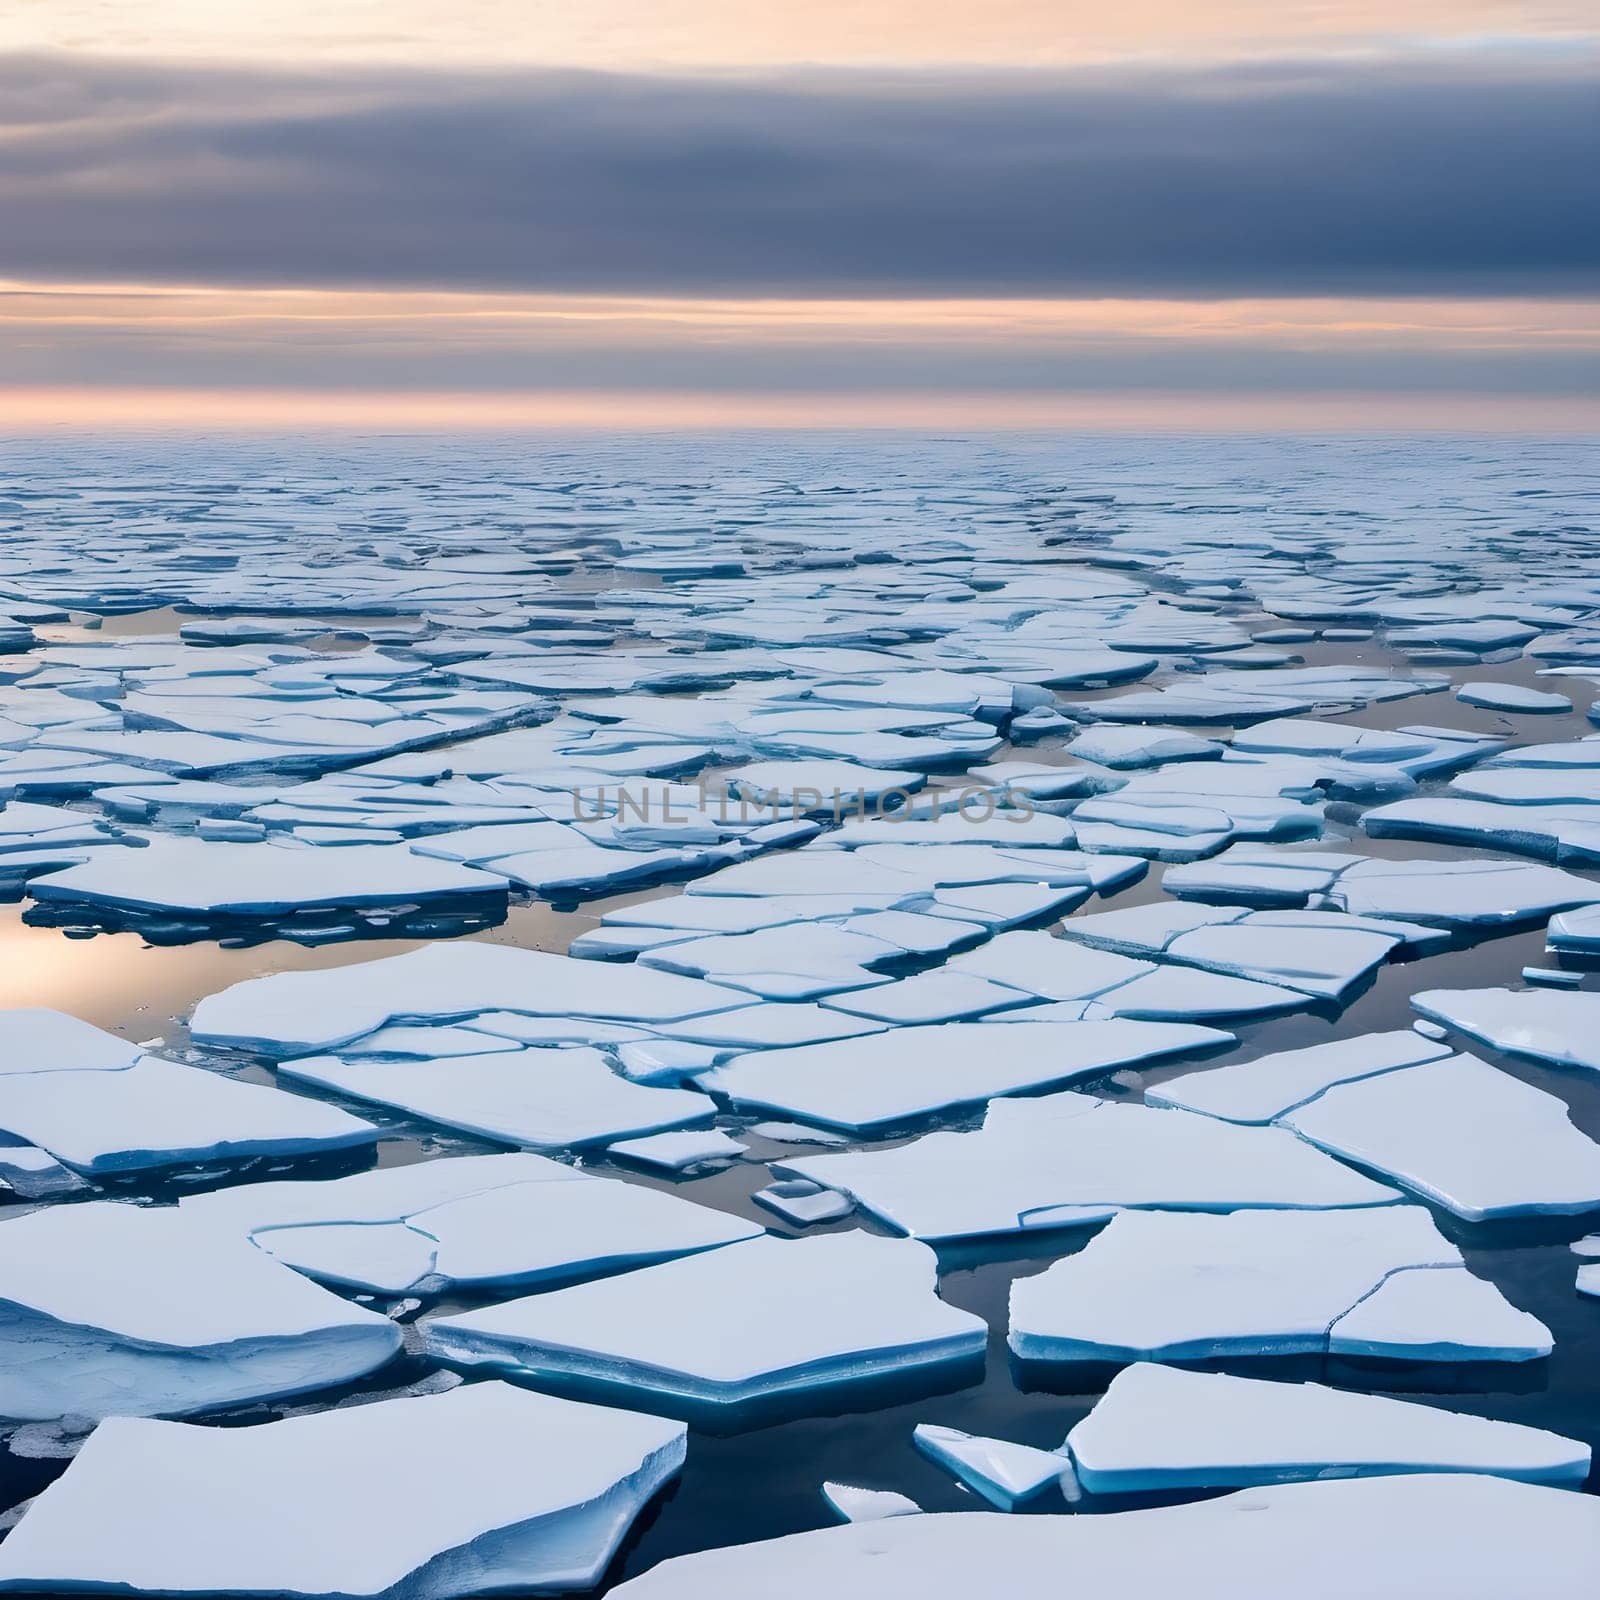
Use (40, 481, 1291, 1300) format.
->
(0, 1383, 685, 1598)
(1063, 1363, 1589, 1493)
(0, 1008, 376, 1174)
(180, 1152, 760, 1293)
(695, 1019, 1231, 1132)
(1151, 1031, 1600, 1221)
(422, 1231, 986, 1421)
(780, 1090, 1397, 1242)
(0, 1201, 402, 1421)
(911, 1423, 1070, 1510)
(1008, 1207, 1550, 1367)
(189, 942, 748, 1056)
(1411, 986, 1600, 1074)
(607, 1474, 1600, 1600)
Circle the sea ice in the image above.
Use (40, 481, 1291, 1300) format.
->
(1009, 1207, 1549, 1366)
(0, 1201, 401, 1421)
(911, 1423, 1069, 1510)
(0, 1383, 685, 1598)
(1064, 1363, 1589, 1493)
(423, 1232, 986, 1415)
(605, 1475, 1600, 1600)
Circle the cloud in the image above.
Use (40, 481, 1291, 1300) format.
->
(0, 52, 1595, 297)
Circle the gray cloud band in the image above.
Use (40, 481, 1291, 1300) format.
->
(0, 53, 1594, 297)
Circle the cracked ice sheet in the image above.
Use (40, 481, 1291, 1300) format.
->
(780, 1091, 1396, 1242)
(1165, 846, 1600, 928)
(0, 1201, 401, 1422)
(422, 1232, 985, 1416)
(279, 1044, 718, 1152)
(0, 1009, 376, 1175)
(1064, 1364, 1589, 1494)
(942, 929, 1308, 1022)
(1154, 1033, 1600, 1221)
(189, 943, 749, 1057)
(1058, 902, 1430, 1001)
(180, 1153, 759, 1293)
(1064, 665, 1446, 726)
(605, 1476, 1600, 1600)
(698, 1020, 1232, 1133)
(1007, 1207, 1550, 1367)
(26, 837, 510, 920)
(0, 1384, 686, 1600)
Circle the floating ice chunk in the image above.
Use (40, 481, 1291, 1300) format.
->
(1065, 1363, 1589, 1494)
(639, 922, 905, 1000)
(698, 1020, 1231, 1133)
(1548, 904, 1600, 954)
(946, 928, 1304, 1021)
(424, 1233, 986, 1417)
(783, 1091, 1396, 1242)
(280, 1044, 717, 1152)
(1579, 1264, 1599, 1297)
(1363, 796, 1600, 865)
(605, 1475, 1600, 1600)
(1150, 1030, 1452, 1124)
(747, 1120, 851, 1146)
(1064, 726, 1222, 769)
(607, 1128, 747, 1170)
(0, 1202, 401, 1421)
(727, 760, 925, 810)
(912, 1424, 1069, 1510)
(1008, 1207, 1548, 1366)
(652, 1001, 887, 1050)
(1524, 965, 1584, 988)
(1411, 986, 1600, 1074)
(820, 1482, 921, 1523)
(181, 1153, 759, 1292)
(753, 1178, 854, 1226)
(0, 1384, 685, 1599)
(190, 943, 746, 1056)
(1457, 682, 1572, 714)
(27, 837, 509, 923)
(1060, 902, 1407, 999)
(0, 1142, 83, 1199)
(823, 970, 1037, 1025)
(0, 1009, 376, 1174)
(1280, 1053, 1600, 1221)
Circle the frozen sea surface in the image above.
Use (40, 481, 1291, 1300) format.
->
(1, 431, 1599, 1593)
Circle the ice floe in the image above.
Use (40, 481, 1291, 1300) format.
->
(911, 1423, 1070, 1510)
(1009, 1207, 1549, 1366)
(781, 1090, 1396, 1241)
(0, 1201, 402, 1421)
(181, 1153, 760, 1292)
(607, 1474, 1600, 1600)
(0, 1384, 684, 1598)
(0, 1009, 376, 1174)
(1064, 1363, 1589, 1493)
(423, 1232, 986, 1418)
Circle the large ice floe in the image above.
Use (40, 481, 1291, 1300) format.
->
(180, 1153, 761, 1293)
(0, 1384, 685, 1598)
(779, 1090, 1397, 1242)
(1063, 1363, 1589, 1493)
(1150, 1031, 1600, 1220)
(695, 1020, 1231, 1131)
(0, 1201, 402, 1421)
(1411, 986, 1600, 1074)
(608, 1475, 1600, 1599)
(1008, 1207, 1550, 1367)
(0, 1009, 376, 1173)
(422, 1231, 986, 1421)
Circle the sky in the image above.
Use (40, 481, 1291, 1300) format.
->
(1, 1, 1595, 429)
